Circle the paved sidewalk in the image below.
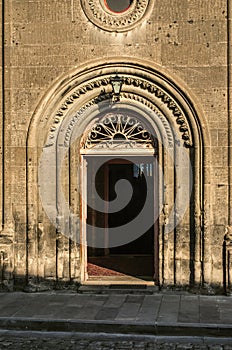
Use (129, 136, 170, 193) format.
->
(0, 291, 231, 337)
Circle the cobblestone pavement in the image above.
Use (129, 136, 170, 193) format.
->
(0, 332, 232, 350)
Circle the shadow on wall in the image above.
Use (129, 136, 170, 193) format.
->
(223, 230, 232, 296)
(0, 274, 80, 293)
(0, 234, 232, 295)
(0, 271, 230, 295)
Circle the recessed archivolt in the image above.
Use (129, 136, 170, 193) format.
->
(121, 93, 175, 148)
(58, 93, 174, 149)
(47, 75, 192, 148)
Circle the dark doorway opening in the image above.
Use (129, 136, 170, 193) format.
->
(86, 157, 156, 281)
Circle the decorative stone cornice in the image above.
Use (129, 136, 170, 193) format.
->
(47, 76, 192, 148)
(80, 0, 153, 32)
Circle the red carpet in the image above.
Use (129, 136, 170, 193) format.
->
(88, 255, 153, 277)
(87, 263, 127, 276)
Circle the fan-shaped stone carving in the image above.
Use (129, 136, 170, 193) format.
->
(82, 114, 156, 150)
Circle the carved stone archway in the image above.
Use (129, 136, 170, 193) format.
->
(27, 59, 210, 288)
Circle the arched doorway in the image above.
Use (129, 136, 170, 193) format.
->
(26, 59, 210, 290)
(80, 112, 159, 284)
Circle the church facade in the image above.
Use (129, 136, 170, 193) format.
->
(0, 0, 232, 293)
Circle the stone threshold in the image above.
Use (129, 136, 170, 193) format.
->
(77, 284, 159, 294)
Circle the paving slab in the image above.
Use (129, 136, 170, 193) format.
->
(103, 294, 127, 308)
(157, 295, 180, 323)
(115, 302, 141, 320)
(95, 307, 119, 320)
(179, 295, 200, 323)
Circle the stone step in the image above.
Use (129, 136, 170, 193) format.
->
(77, 285, 159, 294)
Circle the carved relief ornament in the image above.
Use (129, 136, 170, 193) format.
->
(48, 76, 192, 148)
(81, 113, 156, 151)
(80, 0, 153, 32)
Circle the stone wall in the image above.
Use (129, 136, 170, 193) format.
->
(0, 0, 231, 292)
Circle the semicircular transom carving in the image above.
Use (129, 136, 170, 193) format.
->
(81, 113, 156, 151)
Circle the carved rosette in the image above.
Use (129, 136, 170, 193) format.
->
(80, 0, 153, 32)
